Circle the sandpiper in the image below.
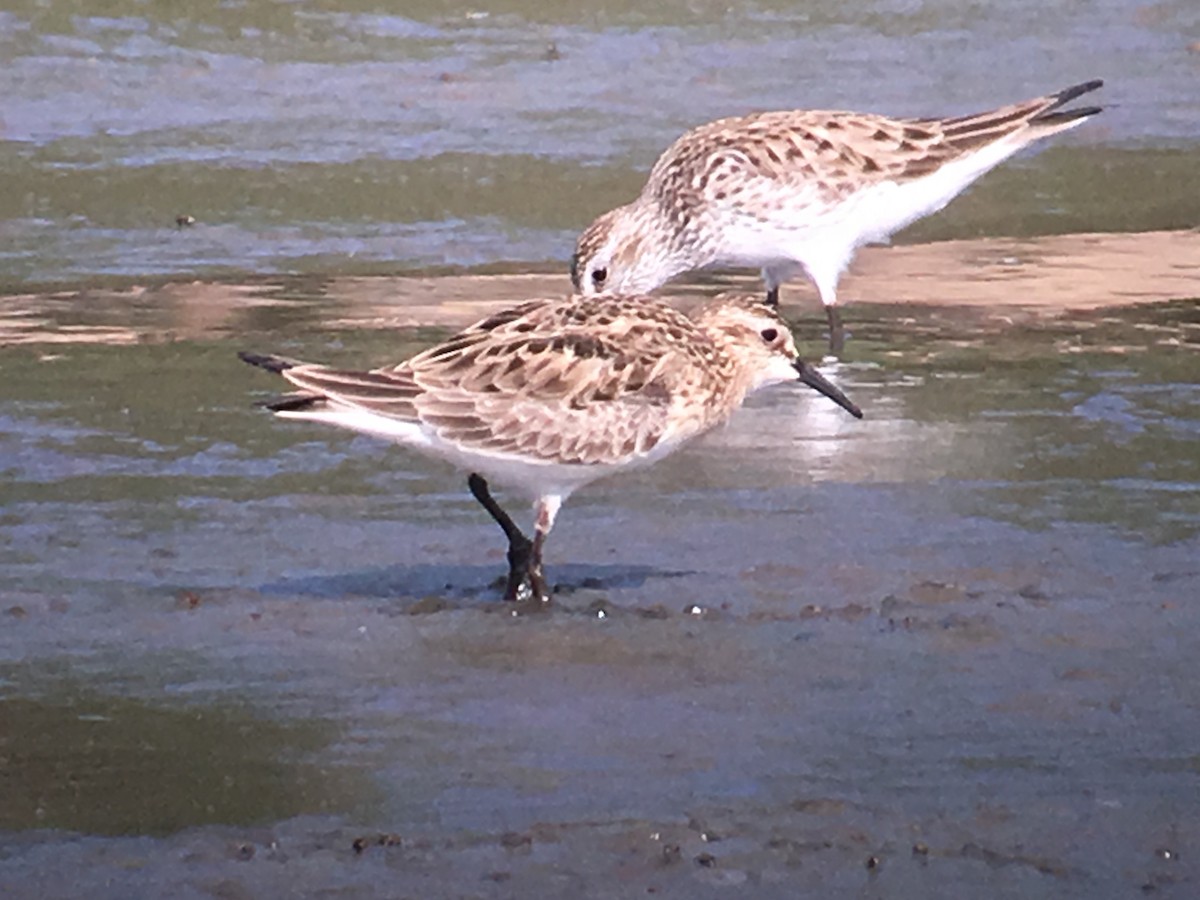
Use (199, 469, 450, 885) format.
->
(572, 80, 1103, 356)
(240, 294, 862, 604)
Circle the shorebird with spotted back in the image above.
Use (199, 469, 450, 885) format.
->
(240, 294, 863, 605)
(572, 80, 1104, 356)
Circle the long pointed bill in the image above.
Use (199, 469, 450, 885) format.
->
(793, 359, 863, 419)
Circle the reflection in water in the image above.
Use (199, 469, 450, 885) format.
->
(0, 284, 1197, 896)
(0, 290, 1196, 549)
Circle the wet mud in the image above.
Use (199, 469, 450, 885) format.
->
(1, 244, 1198, 897)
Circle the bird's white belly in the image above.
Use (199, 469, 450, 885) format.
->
(277, 402, 686, 503)
(712, 136, 1030, 268)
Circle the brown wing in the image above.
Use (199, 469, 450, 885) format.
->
(265, 364, 425, 420)
(648, 80, 1102, 208)
(406, 331, 677, 465)
(247, 297, 727, 466)
(265, 331, 680, 466)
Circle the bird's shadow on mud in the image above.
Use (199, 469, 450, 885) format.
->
(258, 562, 693, 609)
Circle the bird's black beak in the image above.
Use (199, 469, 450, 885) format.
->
(793, 359, 863, 419)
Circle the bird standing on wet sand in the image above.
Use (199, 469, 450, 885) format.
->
(571, 80, 1104, 356)
(240, 294, 863, 605)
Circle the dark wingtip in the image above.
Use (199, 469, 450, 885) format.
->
(1031, 80, 1104, 127)
(1034, 107, 1104, 129)
(259, 392, 324, 413)
(1055, 79, 1104, 105)
(238, 351, 297, 373)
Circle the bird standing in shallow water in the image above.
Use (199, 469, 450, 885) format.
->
(240, 294, 862, 605)
(572, 80, 1104, 357)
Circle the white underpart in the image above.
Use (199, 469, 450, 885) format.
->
(275, 405, 430, 444)
(718, 122, 1088, 309)
(275, 398, 699, 507)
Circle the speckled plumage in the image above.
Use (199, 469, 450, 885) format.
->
(572, 80, 1104, 354)
(240, 293, 862, 601)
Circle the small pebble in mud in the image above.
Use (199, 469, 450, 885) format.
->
(500, 831, 532, 851)
(687, 816, 721, 842)
(507, 597, 551, 618)
(408, 596, 450, 615)
(349, 833, 402, 854)
(585, 598, 614, 619)
(175, 214, 195, 228)
(912, 842, 930, 856)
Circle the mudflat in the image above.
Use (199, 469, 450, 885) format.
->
(0, 232, 1197, 899)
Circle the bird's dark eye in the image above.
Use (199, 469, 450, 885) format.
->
(760, 328, 779, 343)
(591, 267, 608, 286)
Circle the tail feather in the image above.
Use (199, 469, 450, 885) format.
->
(239, 349, 423, 422)
(922, 79, 1103, 155)
(238, 351, 302, 373)
(1028, 79, 1105, 132)
(1031, 105, 1103, 130)
(259, 392, 327, 413)
(1047, 79, 1105, 109)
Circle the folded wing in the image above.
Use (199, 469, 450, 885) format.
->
(252, 332, 678, 467)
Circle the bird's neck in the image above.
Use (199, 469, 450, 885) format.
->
(694, 327, 759, 410)
(629, 199, 716, 288)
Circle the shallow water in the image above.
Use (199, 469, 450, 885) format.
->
(2, 0, 1199, 286)
(1, 287, 1198, 898)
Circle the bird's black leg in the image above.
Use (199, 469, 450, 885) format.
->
(467, 473, 534, 602)
(826, 305, 845, 358)
(765, 286, 780, 308)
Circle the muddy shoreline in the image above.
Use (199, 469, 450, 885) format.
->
(2, 231, 1197, 348)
